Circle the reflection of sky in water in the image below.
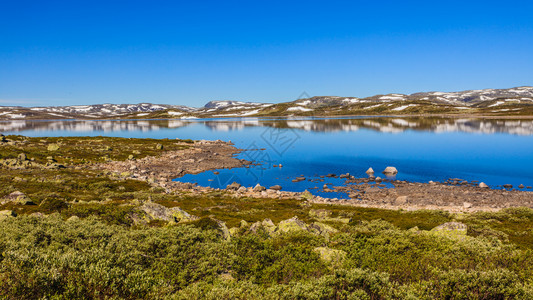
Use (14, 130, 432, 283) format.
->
(2, 117, 533, 191)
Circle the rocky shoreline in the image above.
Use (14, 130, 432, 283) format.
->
(98, 140, 533, 213)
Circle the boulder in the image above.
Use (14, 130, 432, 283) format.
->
(278, 216, 308, 233)
(339, 173, 350, 179)
(313, 247, 346, 264)
(503, 184, 513, 189)
(300, 190, 313, 200)
(431, 222, 468, 236)
(269, 185, 282, 191)
(216, 219, 231, 241)
(250, 218, 277, 235)
(0, 210, 17, 220)
(47, 144, 60, 151)
(479, 182, 489, 188)
(365, 167, 374, 175)
(383, 166, 398, 175)
(310, 222, 339, 237)
(253, 184, 266, 192)
(1, 191, 34, 205)
(292, 176, 306, 182)
(519, 184, 525, 189)
(237, 186, 247, 193)
(139, 202, 196, 224)
(463, 202, 473, 209)
(17, 153, 27, 161)
(226, 182, 242, 191)
(155, 143, 164, 150)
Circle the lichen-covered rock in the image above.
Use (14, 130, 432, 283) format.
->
(309, 209, 332, 219)
(47, 144, 60, 151)
(432, 222, 468, 236)
(313, 247, 346, 264)
(250, 218, 277, 235)
(139, 202, 196, 224)
(216, 219, 231, 241)
(169, 206, 196, 222)
(278, 216, 308, 233)
(155, 144, 164, 150)
(229, 227, 240, 237)
(17, 153, 27, 161)
(310, 222, 339, 238)
(300, 190, 313, 200)
(1, 191, 34, 205)
(0, 210, 17, 220)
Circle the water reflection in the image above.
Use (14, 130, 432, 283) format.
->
(1, 117, 533, 135)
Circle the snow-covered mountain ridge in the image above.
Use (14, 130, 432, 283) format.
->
(1, 86, 532, 120)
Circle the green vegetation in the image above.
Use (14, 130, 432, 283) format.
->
(2, 135, 533, 299)
(1, 213, 533, 299)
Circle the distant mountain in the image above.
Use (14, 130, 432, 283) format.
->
(1, 86, 532, 120)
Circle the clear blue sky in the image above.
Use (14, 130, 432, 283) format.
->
(1, 0, 532, 107)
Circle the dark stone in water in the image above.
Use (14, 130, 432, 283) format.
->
(503, 184, 513, 189)
(269, 185, 282, 191)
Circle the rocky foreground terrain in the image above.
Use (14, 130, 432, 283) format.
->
(2, 86, 533, 120)
(2, 135, 533, 298)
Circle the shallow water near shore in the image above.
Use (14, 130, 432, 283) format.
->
(2, 116, 533, 195)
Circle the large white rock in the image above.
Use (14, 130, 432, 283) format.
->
(383, 166, 398, 175)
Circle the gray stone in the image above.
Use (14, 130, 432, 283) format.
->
(253, 184, 266, 192)
(226, 182, 242, 191)
(269, 185, 282, 191)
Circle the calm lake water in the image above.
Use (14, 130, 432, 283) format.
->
(2, 117, 533, 196)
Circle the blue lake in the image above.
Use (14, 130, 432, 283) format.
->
(2, 117, 533, 196)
